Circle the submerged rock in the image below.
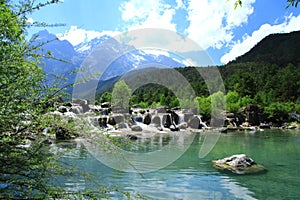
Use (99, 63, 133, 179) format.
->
(212, 154, 266, 175)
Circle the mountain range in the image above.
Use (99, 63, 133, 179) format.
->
(34, 30, 185, 85)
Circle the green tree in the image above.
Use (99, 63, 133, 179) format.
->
(196, 96, 211, 120)
(0, 0, 68, 198)
(111, 80, 132, 110)
(99, 91, 112, 103)
(226, 91, 240, 113)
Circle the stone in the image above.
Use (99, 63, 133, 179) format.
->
(163, 114, 172, 128)
(131, 125, 143, 132)
(98, 117, 108, 128)
(73, 99, 90, 113)
(126, 134, 138, 140)
(171, 111, 179, 125)
(178, 122, 188, 129)
(101, 102, 111, 108)
(188, 116, 201, 129)
(108, 117, 116, 126)
(170, 125, 179, 131)
(113, 114, 125, 124)
(58, 106, 68, 113)
(152, 115, 162, 127)
(157, 106, 167, 113)
(212, 154, 266, 175)
(184, 113, 194, 123)
(144, 113, 152, 125)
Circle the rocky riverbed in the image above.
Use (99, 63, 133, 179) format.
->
(47, 99, 300, 140)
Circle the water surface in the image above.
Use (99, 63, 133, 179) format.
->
(55, 129, 300, 199)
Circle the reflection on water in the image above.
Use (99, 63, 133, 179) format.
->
(52, 129, 300, 199)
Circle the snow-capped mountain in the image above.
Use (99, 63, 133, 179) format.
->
(33, 30, 186, 84)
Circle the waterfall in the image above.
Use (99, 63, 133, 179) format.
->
(178, 114, 185, 125)
(197, 115, 208, 128)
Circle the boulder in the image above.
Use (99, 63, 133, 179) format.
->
(170, 125, 179, 131)
(212, 154, 266, 175)
(73, 99, 90, 113)
(144, 113, 152, 125)
(152, 115, 162, 127)
(157, 106, 167, 113)
(188, 116, 202, 129)
(171, 111, 179, 125)
(58, 106, 68, 113)
(243, 104, 266, 126)
(126, 134, 138, 140)
(113, 114, 125, 124)
(184, 113, 194, 123)
(101, 102, 111, 108)
(98, 117, 108, 128)
(108, 116, 116, 126)
(178, 122, 188, 129)
(131, 125, 143, 132)
(163, 114, 172, 128)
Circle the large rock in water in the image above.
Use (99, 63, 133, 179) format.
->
(212, 154, 266, 175)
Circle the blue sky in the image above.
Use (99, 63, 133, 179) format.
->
(27, 0, 300, 65)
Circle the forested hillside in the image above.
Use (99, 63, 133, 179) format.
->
(97, 31, 300, 123)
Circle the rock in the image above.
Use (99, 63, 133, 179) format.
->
(212, 154, 266, 175)
(58, 106, 68, 113)
(98, 117, 108, 128)
(73, 99, 90, 113)
(117, 123, 128, 129)
(259, 123, 271, 129)
(178, 122, 188, 129)
(152, 115, 162, 127)
(171, 111, 179, 125)
(144, 113, 152, 125)
(243, 104, 265, 126)
(157, 106, 167, 113)
(126, 134, 138, 140)
(101, 102, 111, 108)
(113, 114, 125, 124)
(163, 114, 172, 128)
(101, 108, 111, 115)
(170, 125, 179, 131)
(134, 115, 143, 123)
(70, 105, 83, 114)
(188, 116, 202, 129)
(108, 117, 116, 126)
(183, 113, 194, 123)
(131, 125, 143, 132)
(55, 126, 71, 140)
(63, 102, 73, 107)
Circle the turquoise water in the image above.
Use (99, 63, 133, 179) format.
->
(56, 129, 300, 199)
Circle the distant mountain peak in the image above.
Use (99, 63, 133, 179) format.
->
(33, 29, 57, 41)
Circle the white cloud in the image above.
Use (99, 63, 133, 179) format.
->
(119, 0, 256, 52)
(220, 14, 300, 64)
(57, 26, 120, 46)
(185, 0, 255, 50)
(119, 0, 176, 31)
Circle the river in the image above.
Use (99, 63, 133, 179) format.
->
(53, 129, 300, 199)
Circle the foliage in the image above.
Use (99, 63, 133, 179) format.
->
(196, 96, 211, 120)
(99, 91, 112, 103)
(264, 102, 296, 124)
(0, 1, 131, 199)
(0, 0, 66, 198)
(111, 80, 132, 109)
